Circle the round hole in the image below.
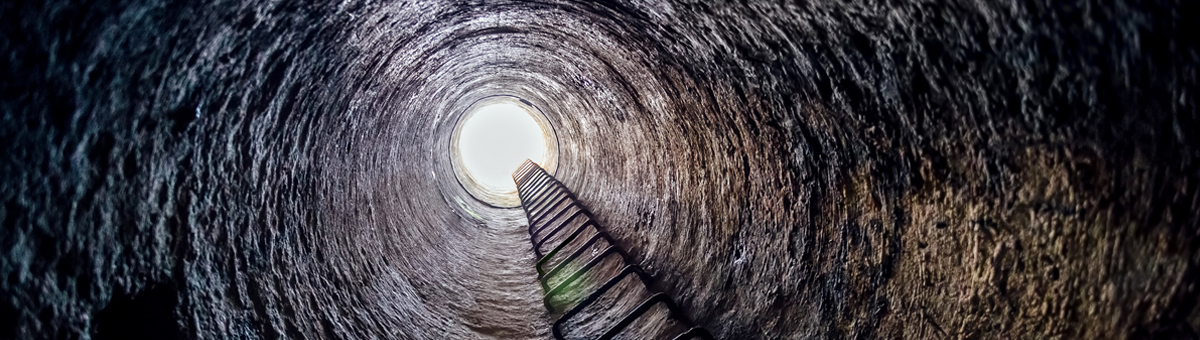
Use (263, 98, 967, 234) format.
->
(450, 96, 558, 208)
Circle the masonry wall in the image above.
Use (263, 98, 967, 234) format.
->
(2, 1, 1198, 339)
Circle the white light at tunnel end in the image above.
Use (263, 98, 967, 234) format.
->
(450, 96, 558, 208)
(461, 103, 546, 190)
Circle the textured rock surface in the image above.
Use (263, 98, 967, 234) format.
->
(2, 0, 1198, 339)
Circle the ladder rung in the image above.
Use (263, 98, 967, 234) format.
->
(551, 264, 653, 339)
(542, 245, 631, 303)
(534, 218, 597, 259)
(512, 159, 712, 339)
(538, 232, 616, 280)
(531, 207, 588, 244)
(529, 189, 570, 217)
(599, 292, 679, 340)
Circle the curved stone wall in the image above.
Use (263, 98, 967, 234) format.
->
(2, 1, 1198, 339)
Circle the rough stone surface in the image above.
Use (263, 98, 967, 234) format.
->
(2, 0, 1198, 339)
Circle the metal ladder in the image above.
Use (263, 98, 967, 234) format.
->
(512, 160, 714, 340)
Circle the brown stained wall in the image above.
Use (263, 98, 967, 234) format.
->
(1, 1, 1197, 339)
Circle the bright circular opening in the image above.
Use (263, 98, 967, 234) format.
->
(460, 103, 547, 190)
(450, 97, 557, 207)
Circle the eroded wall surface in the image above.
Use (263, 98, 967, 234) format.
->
(2, 1, 1198, 339)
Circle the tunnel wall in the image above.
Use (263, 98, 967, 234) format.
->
(2, 0, 1199, 339)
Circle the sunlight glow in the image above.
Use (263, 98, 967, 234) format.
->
(457, 102, 548, 193)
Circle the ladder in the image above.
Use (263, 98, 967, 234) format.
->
(512, 160, 714, 340)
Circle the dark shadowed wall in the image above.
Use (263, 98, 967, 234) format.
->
(2, 0, 1198, 339)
